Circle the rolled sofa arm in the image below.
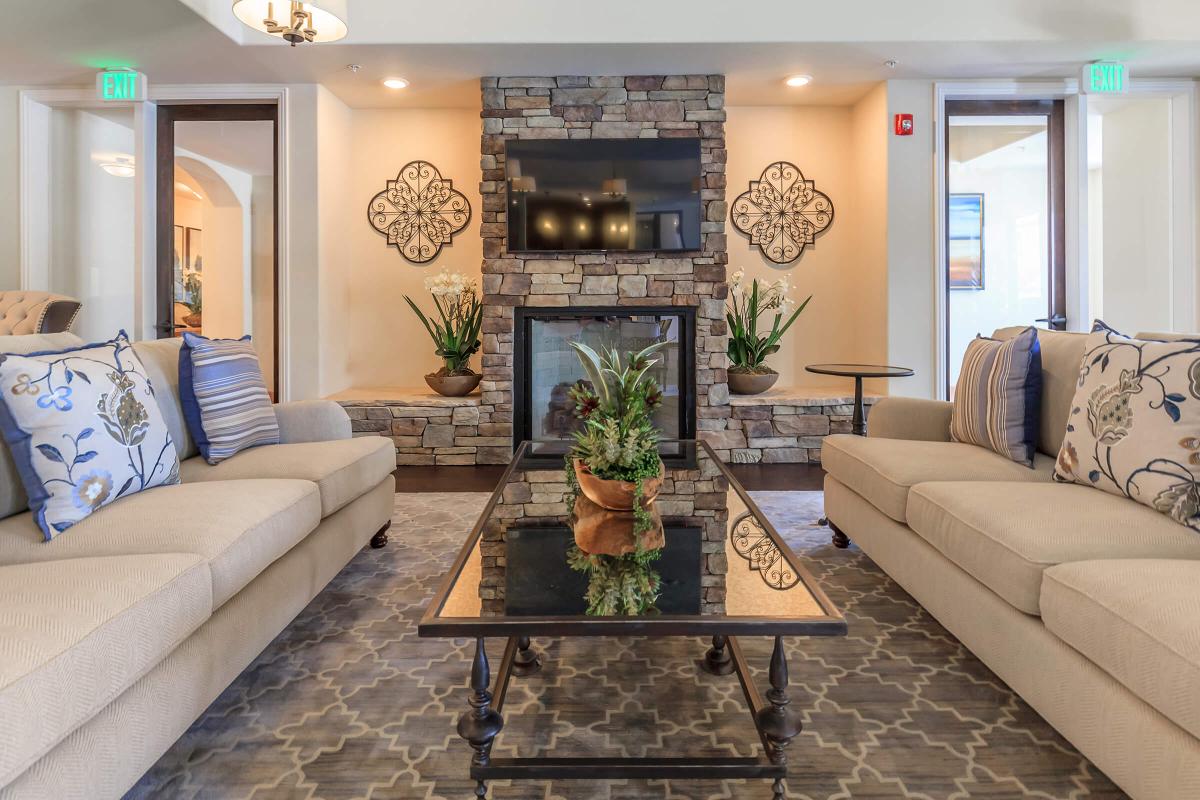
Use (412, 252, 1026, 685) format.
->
(274, 400, 352, 443)
(868, 397, 953, 442)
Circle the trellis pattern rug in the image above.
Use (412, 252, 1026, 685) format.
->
(127, 492, 1126, 799)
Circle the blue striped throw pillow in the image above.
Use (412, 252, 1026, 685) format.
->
(179, 333, 279, 464)
(950, 326, 1043, 467)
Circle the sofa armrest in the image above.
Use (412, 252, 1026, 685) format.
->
(867, 397, 953, 442)
(274, 400, 352, 443)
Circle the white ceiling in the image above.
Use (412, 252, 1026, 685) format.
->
(1, 0, 1199, 109)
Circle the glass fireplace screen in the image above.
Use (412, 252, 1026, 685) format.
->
(516, 308, 694, 458)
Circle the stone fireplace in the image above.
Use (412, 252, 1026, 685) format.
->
(512, 306, 696, 464)
(478, 74, 728, 463)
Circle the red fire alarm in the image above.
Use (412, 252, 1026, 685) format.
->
(894, 113, 914, 136)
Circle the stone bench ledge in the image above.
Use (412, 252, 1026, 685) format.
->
(728, 386, 884, 407)
(327, 386, 481, 408)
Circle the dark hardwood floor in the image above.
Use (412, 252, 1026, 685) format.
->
(394, 462, 824, 493)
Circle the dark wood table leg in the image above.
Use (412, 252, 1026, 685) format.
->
(830, 521, 851, 549)
(755, 636, 803, 800)
(457, 637, 503, 799)
(369, 522, 390, 549)
(512, 636, 542, 676)
(851, 375, 866, 436)
(701, 634, 734, 676)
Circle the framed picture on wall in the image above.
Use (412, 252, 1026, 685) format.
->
(948, 193, 984, 290)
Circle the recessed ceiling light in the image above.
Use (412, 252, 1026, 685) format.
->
(383, 77, 409, 90)
(785, 74, 812, 88)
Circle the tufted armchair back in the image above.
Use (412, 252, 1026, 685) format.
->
(0, 291, 81, 335)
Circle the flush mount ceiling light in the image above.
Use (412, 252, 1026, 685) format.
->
(99, 156, 135, 178)
(232, 0, 348, 45)
(383, 77, 409, 90)
(785, 74, 813, 88)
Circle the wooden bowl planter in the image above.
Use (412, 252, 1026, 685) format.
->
(728, 368, 779, 395)
(571, 459, 666, 556)
(424, 371, 481, 397)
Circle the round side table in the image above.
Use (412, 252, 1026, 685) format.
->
(804, 363, 914, 436)
(805, 363, 914, 546)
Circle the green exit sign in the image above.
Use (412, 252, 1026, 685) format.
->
(1083, 62, 1128, 94)
(96, 70, 147, 102)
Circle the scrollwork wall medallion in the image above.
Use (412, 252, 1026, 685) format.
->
(367, 161, 471, 264)
(731, 161, 833, 264)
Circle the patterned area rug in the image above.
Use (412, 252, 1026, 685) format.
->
(128, 492, 1126, 800)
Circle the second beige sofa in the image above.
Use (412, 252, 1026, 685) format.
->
(823, 326, 1200, 800)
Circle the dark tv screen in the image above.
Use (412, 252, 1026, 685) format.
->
(505, 138, 702, 253)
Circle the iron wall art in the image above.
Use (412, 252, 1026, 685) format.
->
(730, 161, 834, 264)
(367, 160, 471, 264)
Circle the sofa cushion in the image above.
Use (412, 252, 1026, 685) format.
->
(994, 326, 1087, 458)
(0, 479, 321, 608)
(1041, 559, 1200, 741)
(179, 437, 395, 517)
(179, 333, 279, 464)
(0, 332, 181, 540)
(0, 333, 86, 522)
(821, 434, 1054, 523)
(1052, 322, 1200, 531)
(907, 482, 1200, 615)
(131, 337, 197, 462)
(950, 326, 1042, 467)
(0, 553, 211, 787)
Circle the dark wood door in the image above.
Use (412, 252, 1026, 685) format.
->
(155, 103, 279, 392)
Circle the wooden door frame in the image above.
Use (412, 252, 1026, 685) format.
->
(155, 103, 279, 391)
(940, 97, 1066, 396)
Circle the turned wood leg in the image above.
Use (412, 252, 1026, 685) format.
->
(512, 636, 542, 677)
(370, 523, 390, 549)
(755, 636, 803, 800)
(457, 637, 503, 798)
(701, 634, 735, 676)
(829, 521, 850, 549)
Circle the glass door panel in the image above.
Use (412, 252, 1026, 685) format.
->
(945, 101, 1065, 396)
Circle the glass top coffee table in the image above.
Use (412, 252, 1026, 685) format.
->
(419, 439, 845, 798)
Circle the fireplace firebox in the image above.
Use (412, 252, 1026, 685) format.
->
(513, 306, 696, 465)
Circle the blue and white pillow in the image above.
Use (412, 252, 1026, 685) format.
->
(0, 331, 180, 540)
(179, 333, 279, 465)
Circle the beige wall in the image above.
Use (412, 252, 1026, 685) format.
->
(1096, 98, 1173, 334)
(885, 79, 938, 398)
(325, 105, 483, 391)
(850, 84, 891, 396)
(725, 103, 889, 391)
(0, 86, 20, 291)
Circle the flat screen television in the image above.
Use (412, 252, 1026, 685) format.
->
(505, 138, 702, 253)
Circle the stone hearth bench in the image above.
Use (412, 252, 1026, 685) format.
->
(712, 387, 880, 464)
(329, 387, 505, 466)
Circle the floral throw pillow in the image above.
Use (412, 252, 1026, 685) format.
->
(1055, 321, 1200, 530)
(0, 331, 180, 540)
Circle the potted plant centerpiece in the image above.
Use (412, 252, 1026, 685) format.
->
(404, 269, 484, 397)
(564, 340, 670, 616)
(726, 269, 812, 395)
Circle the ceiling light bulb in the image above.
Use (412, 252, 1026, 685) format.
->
(383, 77, 409, 90)
(785, 74, 813, 88)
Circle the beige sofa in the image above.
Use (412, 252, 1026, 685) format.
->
(822, 327, 1200, 800)
(0, 292, 81, 335)
(0, 333, 397, 799)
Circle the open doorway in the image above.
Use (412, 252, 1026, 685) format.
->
(943, 99, 1066, 397)
(156, 104, 278, 396)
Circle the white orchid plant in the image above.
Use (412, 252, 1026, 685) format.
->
(726, 268, 812, 373)
(404, 269, 483, 376)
